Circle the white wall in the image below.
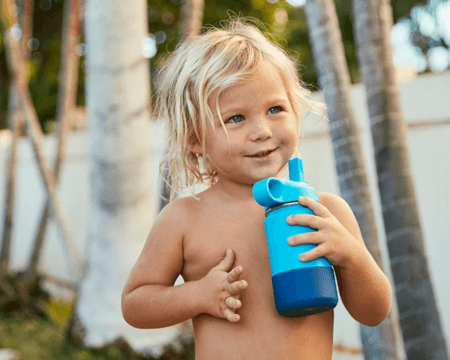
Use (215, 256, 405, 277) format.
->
(1, 71, 449, 357)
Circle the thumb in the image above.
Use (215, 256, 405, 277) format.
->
(216, 249, 235, 272)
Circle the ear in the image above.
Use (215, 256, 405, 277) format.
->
(187, 140, 202, 155)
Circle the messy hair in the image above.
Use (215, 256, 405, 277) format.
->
(154, 18, 325, 200)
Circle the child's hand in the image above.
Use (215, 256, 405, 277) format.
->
(199, 249, 248, 322)
(286, 196, 363, 267)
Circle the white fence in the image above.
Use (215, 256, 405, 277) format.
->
(1, 70, 449, 357)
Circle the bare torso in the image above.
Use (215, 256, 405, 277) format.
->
(180, 188, 334, 360)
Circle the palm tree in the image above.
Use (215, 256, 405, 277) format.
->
(66, 0, 187, 353)
(303, 0, 402, 358)
(179, 0, 205, 39)
(352, 0, 449, 358)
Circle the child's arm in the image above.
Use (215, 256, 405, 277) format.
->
(286, 193, 392, 326)
(121, 199, 248, 329)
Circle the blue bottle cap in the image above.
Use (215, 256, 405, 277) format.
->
(252, 158, 318, 210)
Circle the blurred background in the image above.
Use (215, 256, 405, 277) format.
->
(1, 0, 450, 133)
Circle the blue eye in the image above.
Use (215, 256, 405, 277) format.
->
(226, 115, 244, 124)
(268, 106, 282, 114)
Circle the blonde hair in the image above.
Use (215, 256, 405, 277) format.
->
(154, 19, 325, 200)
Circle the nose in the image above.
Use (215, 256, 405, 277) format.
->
(249, 116, 273, 142)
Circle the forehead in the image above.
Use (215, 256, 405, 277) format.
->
(210, 65, 289, 109)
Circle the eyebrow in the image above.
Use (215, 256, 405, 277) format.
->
(220, 96, 290, 116)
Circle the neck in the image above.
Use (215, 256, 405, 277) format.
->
(211, 162, 290, 202)
(211, 178, 256, 203)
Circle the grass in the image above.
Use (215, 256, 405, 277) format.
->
(0, 300, 128, 359)
(0, 299, 195, 360)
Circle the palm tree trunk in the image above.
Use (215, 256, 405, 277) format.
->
(25, 0, 82, 281)
(304, 0, 403, 359)
(66, 0, 188, 352)
(180, 0, 204, 39)
(352, 0, 449, 358)
(0, 0, 83, 271)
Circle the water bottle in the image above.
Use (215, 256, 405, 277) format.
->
(252, 158, 338, 316)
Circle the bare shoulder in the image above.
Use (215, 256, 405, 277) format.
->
(122, 196, 200, 294)
(318, 192, 364, 244)
(318, 192, 352, 216)
(158, 195, 200, 225)
(147, 195, 204, 252)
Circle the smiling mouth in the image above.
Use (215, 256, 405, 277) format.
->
(247, 148, 277, 158)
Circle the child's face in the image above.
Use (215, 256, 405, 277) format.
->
(197, 65, 298, 186)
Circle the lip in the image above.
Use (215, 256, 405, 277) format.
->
(246, 147, 278, 158)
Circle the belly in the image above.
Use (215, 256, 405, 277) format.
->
(193, 309, 334, 360)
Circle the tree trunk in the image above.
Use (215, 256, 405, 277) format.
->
(0, 0, 31, 275)
(20, 0, 33, 64)
(352, 0, 449, 358)
(304, 0, 403, 359)
(0, 83, 22, 274)
(67, 0, 185, 353)
(0, 0, 83, 271)
(180, 0, 204, 39)
(26, 0, 81, 281)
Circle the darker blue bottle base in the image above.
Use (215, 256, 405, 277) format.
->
(272, 266, 338, 317)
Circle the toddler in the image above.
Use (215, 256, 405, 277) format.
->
(122, 19, 391, 360)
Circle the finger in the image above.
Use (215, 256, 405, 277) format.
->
(297, 196, 330, 218)
(225, 296, 242, 309)
(287, 230, 321, 246)
(216, 249, 235, 272)
(286, 214, 323, 230)
(227, 265, 243, 283)
(227, 280, 248, 296)
(299, 245, 324, 263)
(223, 308, 240, 322)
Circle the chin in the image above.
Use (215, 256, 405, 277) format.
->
(252, 168, 284, 183)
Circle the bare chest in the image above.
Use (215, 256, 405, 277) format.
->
(181, 209, 271, 283)
(180, 200, 334, 360)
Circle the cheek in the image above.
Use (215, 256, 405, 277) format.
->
(205, 132, 231, 157)
(280, 119, 298, 144)
(234, 132, 247, 144)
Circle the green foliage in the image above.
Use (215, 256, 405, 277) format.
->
(0, 299, 195, 359)
(284, 7, 317, 87)
(0, 299, 109, 359)
(0, 0, 428, 132)
(47, 297, 73, 325)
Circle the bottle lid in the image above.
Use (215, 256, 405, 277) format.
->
(252, 158, 318, 210)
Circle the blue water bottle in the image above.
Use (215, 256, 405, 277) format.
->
(252, 158, 338, 316)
